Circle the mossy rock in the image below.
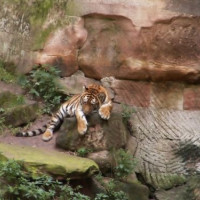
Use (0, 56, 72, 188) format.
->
(116, 181, 149, 200)
(0, 91, 24, 109)
(56, 112, 129, 151)
(92, 177, 149, 200)
(0, 91, 39, 127)
(2, 103, 39, 127)
(142, 172, 186, 190)
(155, 185, 186, 200)
(0, 143, 99, 179)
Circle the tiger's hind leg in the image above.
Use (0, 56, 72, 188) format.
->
(42, 129, 53, 142)
(42, 114, 64, 142)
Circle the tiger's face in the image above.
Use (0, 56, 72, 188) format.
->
(81, 84, 106, 115)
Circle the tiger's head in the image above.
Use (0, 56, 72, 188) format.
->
(80, 84, 108, 115)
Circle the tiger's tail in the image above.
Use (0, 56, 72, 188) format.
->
(16, 125, 47, 137)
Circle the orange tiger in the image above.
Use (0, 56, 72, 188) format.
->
(16, 84, 112, 141)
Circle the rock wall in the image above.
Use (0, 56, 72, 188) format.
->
(1, 0, 200, 82)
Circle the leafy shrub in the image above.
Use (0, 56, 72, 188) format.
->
(0, 93, 25, 111)
(0, 160, 129, 200)
(94, 175, 128, 200)
(175, 142, 200, 162)
(0, 160, 90, 200)
(121, 104, 135, 123)
(0, 60, 16, 83)
(18, 65, 67, 114)
(0, 117, 6, 134)
(183, 174, 200, 200)
(94, 190, 128, 200)
(77, 147, 92, 157)
(113, 149, 137, 179)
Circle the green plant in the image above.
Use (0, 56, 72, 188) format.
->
(0, 117, 6, 134)
(95, 190, 128, 200)
(59, 185, 90, 200)
(113, 149, 137, 179)
(0, 92, 25, 112)
(18, 65, 67, 114)
(94, 176, 128, 200)
(0, 108, 5, 114)
(0, 60, 16, 83)
(0, 160, 130, 200)
(77, 147, 92, 157)
(175, 142, 200, 200)
(175, 142, 200, 162)
(0, 160, 90, 200)
(121, 104, 135, 123)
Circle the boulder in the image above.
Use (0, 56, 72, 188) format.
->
(78, 14, 200, 83)
(78, 14, 139, 80)
(87, 150, 113, 173)
(36, 18, 88, 77)
(155, 186, 186, 200)
(56, 112, 129, 152)
(0, 143, 99, 179)
(2, 103, 39, 127)
(0, 91, 39, 127)
(130, 108, 200, 189)
(58, 71, 115, 100)
(116, 181, 149, 200)
(92, 177, 149, 200)
(58, 70, 99, 95)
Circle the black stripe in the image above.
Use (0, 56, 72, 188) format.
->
(56, 113, 63, 121)
(32, 131, 37, 136)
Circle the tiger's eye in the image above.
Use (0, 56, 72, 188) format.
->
(91, 98, 96, 104)
(83, 96, 88, 102)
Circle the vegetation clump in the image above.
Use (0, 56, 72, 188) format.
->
(95, 174, 128, 200)
(113, 148, 137, 180)
(18, 65, 67, 114)
(0, 159, 130, 200)
(0, 60, 17, 83)
(77, 147, 93, 157)
(121, 104, 135, 123)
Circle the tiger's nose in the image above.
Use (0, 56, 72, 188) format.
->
(83, 105, 92, 115)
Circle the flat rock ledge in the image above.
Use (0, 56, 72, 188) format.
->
(0, 143, 99, 179)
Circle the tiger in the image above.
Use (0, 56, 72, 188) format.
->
(16, 84, 112, 142)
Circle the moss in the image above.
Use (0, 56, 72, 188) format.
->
(148, 173, 186, 190)
(0, 92, 25, 111)
(32, 24, 55, 50)
(117, 181, 149, 200)
(0, 143, 99, 179)
(2, 103, 39, 127)
(0, 61, 17, 83)
(3, 0, 82, 51)
(0, 60, 17, 74)
(65, 0, 80, 16)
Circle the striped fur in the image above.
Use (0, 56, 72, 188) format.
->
(16, 84, 112, 142)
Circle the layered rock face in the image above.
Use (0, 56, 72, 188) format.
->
(1, 0, 200, 82)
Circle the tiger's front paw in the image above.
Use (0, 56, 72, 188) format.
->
(99, 106, 111, 120)
(42, 130, 53, 142)
(77, 120, 87, 135)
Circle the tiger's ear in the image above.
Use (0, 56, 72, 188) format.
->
(83, 85, 88, 91)
(98, 92, 106, 103)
